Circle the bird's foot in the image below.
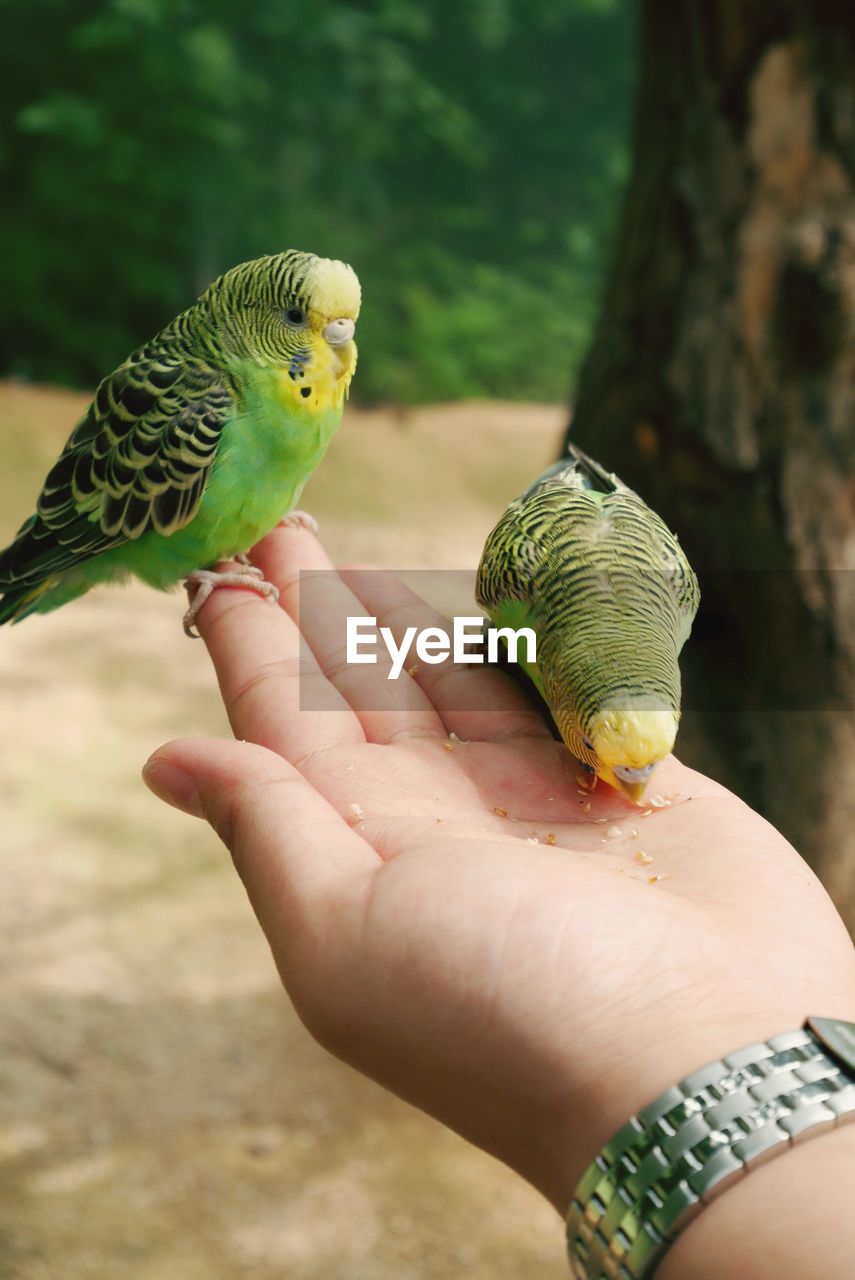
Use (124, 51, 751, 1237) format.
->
(278, 509, 319, 537)
(232, 553, 264, 576)
(182, 566, 280, 638)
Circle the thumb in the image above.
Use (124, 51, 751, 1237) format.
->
(143, 736, 285, 850)
(142, 737, 376, 916)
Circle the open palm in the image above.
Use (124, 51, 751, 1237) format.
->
(145, 525, 855, 1212)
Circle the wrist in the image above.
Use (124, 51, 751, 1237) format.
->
(559, 1012, 855, 1278)
(529, 1008, 832, 1214)
(658, 1121, 855, 1280)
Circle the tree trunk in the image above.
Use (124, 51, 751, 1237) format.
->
(565, 0, 855, 926)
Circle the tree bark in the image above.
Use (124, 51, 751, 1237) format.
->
(566, 1, 855, 926)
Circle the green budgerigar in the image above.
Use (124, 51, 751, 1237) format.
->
(0, 250, 360, 634)
(476, 444, 700, 803)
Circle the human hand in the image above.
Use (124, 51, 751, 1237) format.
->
(143, 525, 855, 1215)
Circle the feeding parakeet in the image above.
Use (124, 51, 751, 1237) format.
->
(476, 444, 700, 803)
(0, 250, 360, 634)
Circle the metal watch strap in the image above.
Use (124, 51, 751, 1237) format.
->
(566, 1017, 855, 1279)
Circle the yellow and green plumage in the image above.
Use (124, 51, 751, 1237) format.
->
(0, 250, 360, 627)
(476, 444, 700, 803)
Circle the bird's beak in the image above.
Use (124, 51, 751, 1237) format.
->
(612, 775, 649, 805)
(600, 763, 659, 805)
(323, 317, 356, 346)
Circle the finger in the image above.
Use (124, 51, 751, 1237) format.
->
(249, 526, 447, 745)
(193, 562, 365, 762)
(143, 738, 378, 966)
(339, 565, 554, 743)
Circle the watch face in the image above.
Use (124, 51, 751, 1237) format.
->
(806, 1017, 855, 1071)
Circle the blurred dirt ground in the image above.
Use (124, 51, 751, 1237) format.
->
(0, 383, 567, 1279)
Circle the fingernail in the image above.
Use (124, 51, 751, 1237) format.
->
(142, 759, 203, 817)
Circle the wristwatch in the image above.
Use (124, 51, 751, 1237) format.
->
(566, 1017, 855, 1279)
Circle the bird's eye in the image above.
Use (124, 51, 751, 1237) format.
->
(285, 307, 306, 326)
(582, 737, 594, 751)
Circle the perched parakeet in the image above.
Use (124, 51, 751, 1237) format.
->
(0, 250, 360, 634)
(476, 445, 700, 803)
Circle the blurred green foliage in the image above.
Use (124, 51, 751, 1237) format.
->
(0, 0, 633, 403)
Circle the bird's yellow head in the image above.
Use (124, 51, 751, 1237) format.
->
(584, 704, 677, 803)
(552, 696, 678, 804)
(202, 250, 361, 410)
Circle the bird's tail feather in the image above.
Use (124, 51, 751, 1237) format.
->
(0, 579, 53, 625)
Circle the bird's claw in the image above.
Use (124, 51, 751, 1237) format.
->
(182, 566, 280, 638)
(232, 553, 265, 577)
(278, 509, 320, 537)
